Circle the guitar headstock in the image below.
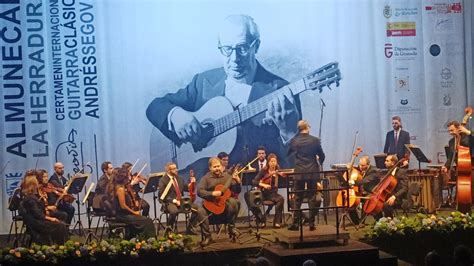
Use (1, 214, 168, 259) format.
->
(304, 62, 342, 93)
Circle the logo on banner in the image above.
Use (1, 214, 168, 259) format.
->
(385, 43, 393, 58)
(441, 67, 454, 89)
(385, 44, 418, 60)
(395, 76, 410, 91)
(400, 99, 408, 105)
(429, 44, 441, 56)
(5, 172, 22, 197)
(387, 22, 416, 37)
(425, 3, 462, 14)
(443, 94, 452, 106)
(383, 5, 392, 18)
(435, 18, 454, 32)
(441, 68, 452, 80)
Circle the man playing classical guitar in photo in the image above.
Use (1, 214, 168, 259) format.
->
(197, 157, 242, 240)
(146, 14, 301, 176)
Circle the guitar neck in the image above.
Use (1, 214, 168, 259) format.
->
(209, 62, 341, 138)
(210, 80, 306, 137)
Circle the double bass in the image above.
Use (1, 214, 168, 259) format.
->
(456, 106, 473, 213)
(335, 147, 363, 208)
(363, 158, 406, 215)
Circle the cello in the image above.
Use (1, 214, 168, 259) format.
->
(456, 106, 473, 213)
(363, 158, 406, 215)
(335, 147, 363, 208)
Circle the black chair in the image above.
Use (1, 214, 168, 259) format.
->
(100, 200, 128, 240)
(402, 182, 425, 215)
(158, 201, 190, 236)
(86, 192, 108, 236)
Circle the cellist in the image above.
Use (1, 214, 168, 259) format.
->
(347, 156, 379, 224)
(373, 155, 409, 219)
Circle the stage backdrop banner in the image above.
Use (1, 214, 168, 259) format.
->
(0, 0, 471, 234)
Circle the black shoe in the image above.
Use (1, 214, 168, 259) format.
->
(287, 224, 299, 231)
(200, 235, 214, 246)
(257, 222, 266, 228)
(309, 225, 316, 231)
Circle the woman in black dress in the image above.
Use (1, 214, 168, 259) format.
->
(110, 167, 155, 238)
(19, 173, 69, 244)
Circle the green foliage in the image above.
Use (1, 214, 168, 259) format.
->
(364, 211, 474, 240)
(0, 233, 192, 264)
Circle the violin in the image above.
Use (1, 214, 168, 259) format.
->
(259, 169, 282, 190)
(127, 183, 140, 211)
(188, 169, 196, 202)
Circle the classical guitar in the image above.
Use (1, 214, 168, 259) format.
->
(150, 62, 342, 172)
(203, 177, 232, 215)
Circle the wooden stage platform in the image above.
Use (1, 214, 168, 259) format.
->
(176, 224, 399, 266)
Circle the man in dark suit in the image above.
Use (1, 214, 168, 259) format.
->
(146, 14, 301, 177)
(383, 116, 410, 167)
(159, 162, 211, 245)
(374, 155, 409, 219)
(287, 120, 325, 231)
(49, 162, 75, 225)
(348, 156, 379, 224)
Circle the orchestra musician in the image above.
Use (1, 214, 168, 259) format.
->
(244, 153, 285, 228)
(252, 146, 267, 172)
(197, 157, 242, 239)
(217, 152, 242, 202)
(159, 162, 212, 245)
(110, 167, 155, 238)
(122, 162, 150, 216)
(287, 120, 325, 231)
(48, 162, 75, 225)
(442, 120, 474, 176)
(383, 116, 410, 167)
(35, 169, 69, 224)
(347, 156, 379, 225)
(373, 155, 409, 219)
(93, 161, 115, 211)
(19, 173, 69, 244)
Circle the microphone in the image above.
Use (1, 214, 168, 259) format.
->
(320, 98, 326, 107)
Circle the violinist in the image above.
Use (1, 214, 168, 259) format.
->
(48, 162, 75, 225)
(245, 153, 285, 228)
(158, 162, 211, 244)
(347, 156, 379, 225)
(111, 167, 155, 238)
(122, 162, 150, 216)
(35, 169, 69, 224)
(374, 155, 409, 219)
(19, 173, 69, 244)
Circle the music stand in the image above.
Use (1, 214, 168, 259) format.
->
(67, 174, 88, 235)
(405, 144, 431, 172)
(374, 153, 388, 169)
(145, 173, 164, 226)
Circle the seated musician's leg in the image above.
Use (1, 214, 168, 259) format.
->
(272, 193, 284, 226)
(140, 199, 150, 217)
(58, 202, 75, 225)
(165, 203, 180, 229)
(225, 198, 240, 238)
(190, 204, 211, 236)
(383, 203, 395, 218)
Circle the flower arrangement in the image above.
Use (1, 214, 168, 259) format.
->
(0, 233, 192, 265)
(365, 211, 474, 240)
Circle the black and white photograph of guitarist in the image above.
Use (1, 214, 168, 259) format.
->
(146, 14, 301, 176)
